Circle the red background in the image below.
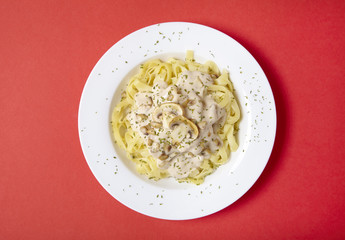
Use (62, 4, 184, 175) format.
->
(1, 0, 345, 239)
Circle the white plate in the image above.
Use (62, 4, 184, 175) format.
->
(78, 22, 276, 220)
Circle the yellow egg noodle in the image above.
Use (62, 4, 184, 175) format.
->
(111, 51, 240, 184)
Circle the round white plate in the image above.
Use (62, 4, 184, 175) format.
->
(78, 22, 276, 220)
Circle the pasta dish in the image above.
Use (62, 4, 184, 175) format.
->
(112, 51, 240, 184)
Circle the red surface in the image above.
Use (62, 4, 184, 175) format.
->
(1, 0, 345, 239)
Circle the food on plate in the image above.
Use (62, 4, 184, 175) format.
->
(112, 51, 240, 184)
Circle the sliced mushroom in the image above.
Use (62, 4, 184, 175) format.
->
(140, 126, 149, 135)
(140, 125, 154, 135)
(151, 121, 162, 128)
(159, 153, 169, 160)
(201, 148, 212, 157)
(163, 143, 172, 153)
(152, 103, 184, 123)
(147, 128, 155, 135)
(146, 97, 153, 106)
(147, 138, 153, 146)
(182, 99, 197, 108)
(168, 116, 199, 141)
(189, 99, 196, 106)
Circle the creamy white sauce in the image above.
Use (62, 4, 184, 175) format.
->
(127, 71, 226, 179)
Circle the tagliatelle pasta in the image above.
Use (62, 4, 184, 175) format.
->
(111, 51, 240, 184)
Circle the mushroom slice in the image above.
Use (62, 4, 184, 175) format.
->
(151, 121, 162, 128)
(199, 148, 212, 158)
(163, 143, 172, 154)
(159, 153, 169, 160)
(152, 103, 184, 123)
(147, 138, 153, 146)
(140, 124, 154, 135)
(168, 116, 199, 142)
(181, 99, 196, 108)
